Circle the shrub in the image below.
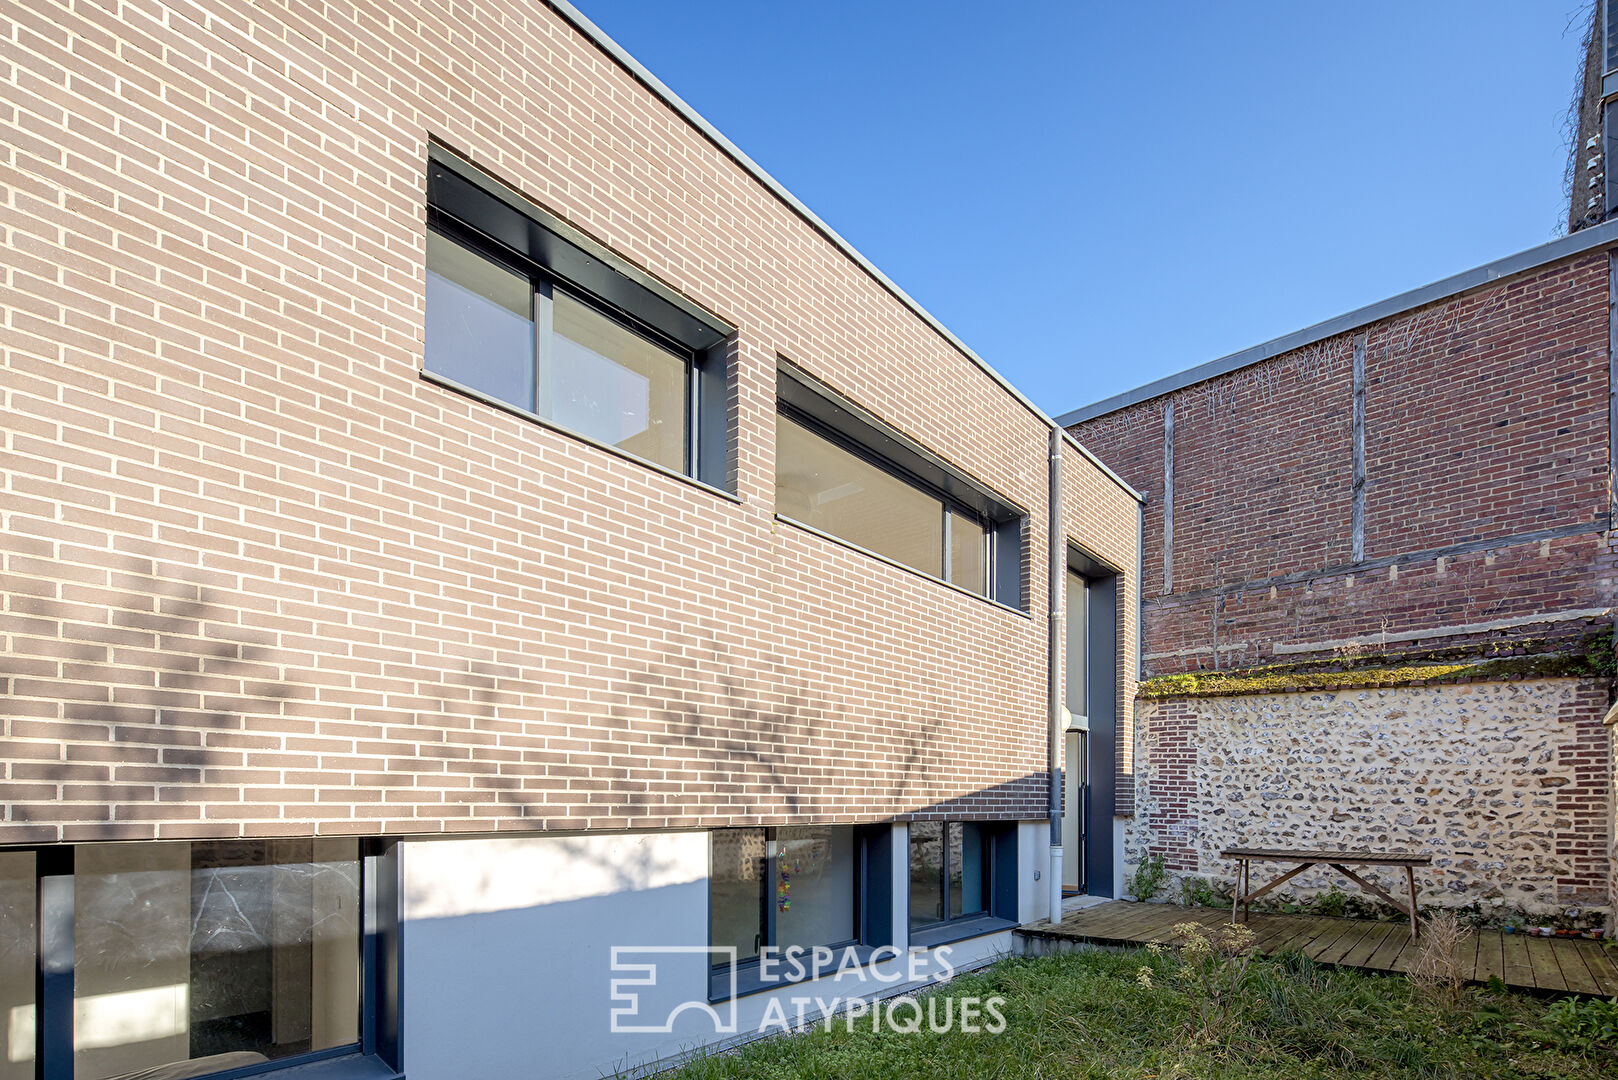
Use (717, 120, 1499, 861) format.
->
(1406, 911, 1471, 1004)
(1546, 994, 1618, 1053)
(1178, 875, 1228, 908)
(1154, 921, 1258, 1042)
(1312, 885, 1348, 917)
(1128, 854, 1167, 901)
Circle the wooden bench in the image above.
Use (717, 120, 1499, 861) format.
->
(1220, 847, 1432, 938)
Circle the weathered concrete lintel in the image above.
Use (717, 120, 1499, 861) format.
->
(1271, 607, 1614, 655)
(1144, 519, 1610, 607)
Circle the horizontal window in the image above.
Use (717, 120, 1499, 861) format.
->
(775, 368, 1024, 606)
(425, 152, 732, 490)
(427, 228, 692, 473)
(908, 821, 1016, 931)
(4, 840, 400, 1080)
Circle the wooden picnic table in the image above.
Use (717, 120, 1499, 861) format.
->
(1220, 847, 1431, 938)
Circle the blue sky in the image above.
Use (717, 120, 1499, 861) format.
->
(578, 1, 1590, 416)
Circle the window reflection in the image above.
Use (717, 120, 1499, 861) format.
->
(548, 291, 687, 470)
(425, 231, 534, 409)
(776, 415, 945, 579)
(73, 840, 360, 1080)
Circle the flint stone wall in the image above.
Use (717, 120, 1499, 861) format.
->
(1125, 678, 1612, 918)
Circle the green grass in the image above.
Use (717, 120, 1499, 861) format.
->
(664, 949, 1614, 1080)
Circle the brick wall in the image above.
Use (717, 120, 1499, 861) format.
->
(1074, 252, 1613, 676)
(0, 1, 1139, 842)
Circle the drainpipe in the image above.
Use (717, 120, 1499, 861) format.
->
(1047, 424, 1064, 923)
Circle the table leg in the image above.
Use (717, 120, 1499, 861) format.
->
(1231, 859, 1241, 924)
(1405, 865, 1418, 939)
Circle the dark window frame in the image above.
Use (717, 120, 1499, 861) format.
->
(706, 825, 886, 1001)
(777, 405, 995, 592)
(426, 210, 701, 477)
(906, 820, 1018, 939)
(13, 839, 402, 1080)
(774, 365, 1027, 609)
(424, 147, 735, 493)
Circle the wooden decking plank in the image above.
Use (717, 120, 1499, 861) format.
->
(1315, 918, 1378, 966)
(1457, 923, 1482, 983)
(1548, 939, 1601, 996)
(1059, 902, 1181, 942)
(1572, 940, 1618, 996)
(1365, 923, 1414, 972)
(1501, 932, 1535, 989)
(1025, 904, 1616, 997)
(1522, 935, 1567, 992)
(1385, 927, 1423, 973)
(1299, 917, 1356, 963)
(1050, 901, 1140, 935)
(1472, 930, 1505, 985)
(1338, 920, 1398, 968)
(1269, 916, 1333, 958)
(1092, 903, 1190, 940)
(1249, 914, 1313, 955)
(1059, 905, 1147, 939)
(1247, 912, 1309, 955)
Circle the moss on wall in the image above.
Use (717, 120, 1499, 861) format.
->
(1139, 629, 1614, 699)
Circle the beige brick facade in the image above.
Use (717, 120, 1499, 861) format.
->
(0, 1, 1139, 842)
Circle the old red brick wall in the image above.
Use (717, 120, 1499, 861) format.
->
(0, 1, 1138, 841)
(1074, 253, 1613, 676)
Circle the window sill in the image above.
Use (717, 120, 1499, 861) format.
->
(421, 368, 743, 505)
(774, 515, 1030, 619)
(908, 916, 1018, 950)
(710, 944, 876, 1001)
(191, 1051, 400, 1080)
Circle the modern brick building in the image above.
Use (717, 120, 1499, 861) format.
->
(1063, 217, 1618, 923)
(0, 3, 1140, 1079)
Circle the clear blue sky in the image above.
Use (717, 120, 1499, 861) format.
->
(578, 1, 1590, 416)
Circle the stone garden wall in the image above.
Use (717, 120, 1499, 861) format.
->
(1125, 679, 1612, 920)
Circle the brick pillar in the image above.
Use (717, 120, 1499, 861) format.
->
(1148, 699, 1199, 873)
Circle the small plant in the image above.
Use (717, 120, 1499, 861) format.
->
(1159, 921, 1258, 1042)
(1546, 995, 1618, 1053)
(1407, 910, 1472, 1003)
(1312, 885, 1348, 917)
(1128, 854, 1167, 901)
(1178, 875, 1222, 908)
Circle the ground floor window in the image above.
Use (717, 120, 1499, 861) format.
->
(908, 821, 1014, 931)
(711, 826, 858, 965)
(2, 838, 398, 1080)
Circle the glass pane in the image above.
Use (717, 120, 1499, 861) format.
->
(1065, 569, 1088, 716)
(774, 827, 854, 952)
(547, 291, 688, 471)
(948, 823, 988, 919)
(710, 829, 766, 964)
(73, 840, 361, 1080)
(907, 821, 944, 929)
(425, 230, 535, 408)
(776, 415, 945, 578)
(0, 851, 34, 1080)
(949, 510, 988, 595)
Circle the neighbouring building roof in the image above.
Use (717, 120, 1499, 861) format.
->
(1056, 216, 1618, 426)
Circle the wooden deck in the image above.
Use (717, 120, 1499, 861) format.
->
(1018, 901, 1618, 997)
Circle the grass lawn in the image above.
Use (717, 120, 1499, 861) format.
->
(667, 947, 1615, 1079)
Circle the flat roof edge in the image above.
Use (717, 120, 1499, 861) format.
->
(1056, 218, 1618, 427)
(541, 1, 1139, 505)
